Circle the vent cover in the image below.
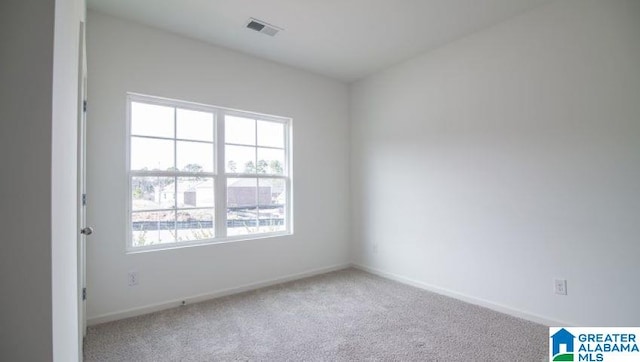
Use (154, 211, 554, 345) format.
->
(246, 18, 282, 37)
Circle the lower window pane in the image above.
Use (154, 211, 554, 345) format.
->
(177, 209, 214, 241)
(227, 178, 258, 236)
(132, 176, 175, 211)
(177, 177, 214, 208)
(227, 207, 258, 236)
(258, 179, 286, 233)
(132, 211, 176, 247)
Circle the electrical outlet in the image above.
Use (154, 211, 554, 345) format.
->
(372, 243, 378, 254)
(128, 271, 139, 286)
(554, 279, 567, 295)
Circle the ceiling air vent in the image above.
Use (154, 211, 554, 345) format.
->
(246, 18, 282, 37)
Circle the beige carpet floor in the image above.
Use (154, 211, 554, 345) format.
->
(84, 268, 548, 361)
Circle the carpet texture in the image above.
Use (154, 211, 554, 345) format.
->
(84, 268, 548, 361)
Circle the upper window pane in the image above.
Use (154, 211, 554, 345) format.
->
(225, 116, 255, 145)
(131, 102, 174, 138)
(257, 120, 284, 148)
(177, 141, 214, 173)
(177, 109, 214, 142)
(226, 145, 256, 174)
(257, 148, 285, 175)
(131, 137, 174, 171)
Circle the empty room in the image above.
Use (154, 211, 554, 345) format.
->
(2, 0, 639, 361)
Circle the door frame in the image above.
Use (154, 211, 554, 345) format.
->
(77, 19, 88, 349)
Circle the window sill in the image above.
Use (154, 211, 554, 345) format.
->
(125, 231, 293, 254)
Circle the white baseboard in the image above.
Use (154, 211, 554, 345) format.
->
(351, 263, 573, 327)
(87, 263, 351, 326)
(88, 262, 572, 327)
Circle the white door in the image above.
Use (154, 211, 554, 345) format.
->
(77, 20, 90, 346)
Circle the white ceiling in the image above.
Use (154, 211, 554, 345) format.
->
(87, 0, 553, 82)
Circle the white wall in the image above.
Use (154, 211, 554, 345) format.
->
(52, 0, 84, 360)
(351, 0, 640, 326)
(86, 11, 350, 322)
(0, 1, 55, 360)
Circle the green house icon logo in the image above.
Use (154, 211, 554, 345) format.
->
(551, 328, 575, 361)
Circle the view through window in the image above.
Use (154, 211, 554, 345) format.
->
(128, 94, 291, 249)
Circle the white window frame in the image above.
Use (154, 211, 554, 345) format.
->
(126, 93, 293, 252)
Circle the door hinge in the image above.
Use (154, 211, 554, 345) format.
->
(83, 100, 87, 113)
(82, 193, 87, 206)
(82, 287, 87, 301)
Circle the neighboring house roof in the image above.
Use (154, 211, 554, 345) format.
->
(160, 179, 211, 194)
(160, 178, 282, 193)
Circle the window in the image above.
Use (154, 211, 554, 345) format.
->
(127, 94, 291, 250)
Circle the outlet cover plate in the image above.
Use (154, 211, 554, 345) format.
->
(554, 279, 567, 295)
(128, 271, 139, 286)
